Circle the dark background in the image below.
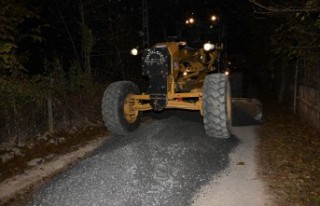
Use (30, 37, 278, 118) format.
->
(22, 0, 272, 85)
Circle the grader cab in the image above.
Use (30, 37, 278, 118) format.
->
(101, 41, 232, 138)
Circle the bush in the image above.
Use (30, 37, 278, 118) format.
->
(0, 61, 105, 145)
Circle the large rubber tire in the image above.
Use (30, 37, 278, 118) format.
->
(203, 73, 232, 138)
(101, 81, 141, 135)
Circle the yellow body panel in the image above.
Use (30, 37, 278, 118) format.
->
(125, 42, 219, 115)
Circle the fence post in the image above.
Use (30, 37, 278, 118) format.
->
(48, 78, 54, 133)
(293, 59, 299, 113)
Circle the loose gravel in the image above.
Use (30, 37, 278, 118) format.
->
(29, 114, 239, 206)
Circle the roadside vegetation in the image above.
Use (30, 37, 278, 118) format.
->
(0, 0, 140, 146)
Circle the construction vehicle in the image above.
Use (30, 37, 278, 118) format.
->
(101, 41, 232, 138)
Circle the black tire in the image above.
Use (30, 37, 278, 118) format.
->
(203, 73, 232, 138)
(102, 81, 141, 135)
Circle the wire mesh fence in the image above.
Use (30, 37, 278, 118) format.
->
(297, 62, 320, 131)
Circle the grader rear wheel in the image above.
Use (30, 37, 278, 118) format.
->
(203, 73, 232, 138)
(101, 81, 141, 135)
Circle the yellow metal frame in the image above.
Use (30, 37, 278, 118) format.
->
(123, 94, 139, 123)
(130, 91, 203, 115)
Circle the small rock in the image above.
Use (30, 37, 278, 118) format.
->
(45, 154, 56, 160)
(1, 153, 14, 163)
(57, 137, 66, 143)
(11, 147, 22, 156)
(69, 126, 78, 134)
(27, 142, 35, 149)
(37, 132, 53, 141)
(0, 143, 10, 150)
(48, 138, 57, 145)
(28, 158, 44, 166)
(236, 161, 245, 165)
(17, 141, 26, 147)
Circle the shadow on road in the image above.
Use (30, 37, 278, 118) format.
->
(144, 98, 263, 127)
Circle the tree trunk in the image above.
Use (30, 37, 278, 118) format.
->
(293, 59, 299, 113)
(47, 96, 54, 133)
(79, 0, 92, 74)
(55, 0, 82, 70)
(79, 0, 86, 72)
(48, 79, 54, 133)
(278, 58, 287, 103)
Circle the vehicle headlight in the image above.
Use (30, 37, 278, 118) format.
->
(203, 43, 215, 51)
(130, 48, 139, 56)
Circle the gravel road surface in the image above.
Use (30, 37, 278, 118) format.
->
(29, 100, 269, 206)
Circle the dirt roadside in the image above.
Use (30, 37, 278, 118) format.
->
(0, 125, 110, 206)
(257, 101, 320, 205)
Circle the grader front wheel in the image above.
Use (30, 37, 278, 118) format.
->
(203, 73, 232, 138)
(101, 81, 141, 135)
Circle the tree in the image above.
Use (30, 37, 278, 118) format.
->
(249, 0, 320, 102)
(0, 0, 42, 75)
(249, 0, 320, 61)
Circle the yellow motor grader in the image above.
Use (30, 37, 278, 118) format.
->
(101, 41, 232, 138)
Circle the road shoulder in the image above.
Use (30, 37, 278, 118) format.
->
(192, 126, 274, 206)
(0, 136, 108, 206)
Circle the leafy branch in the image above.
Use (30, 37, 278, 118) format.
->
(249, 0, 320, 14)
(249, 0, 320, 61)
(0, 0, 42, 73)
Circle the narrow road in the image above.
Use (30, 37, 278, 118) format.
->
(29, 107, 271, 206)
